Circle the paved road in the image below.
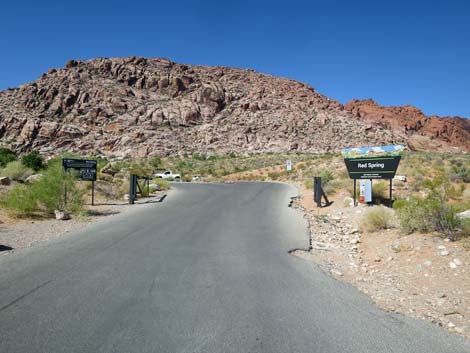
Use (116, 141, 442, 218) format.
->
(0, 183, 468, 353)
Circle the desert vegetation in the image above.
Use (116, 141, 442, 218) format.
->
(0, 150, 468, 240)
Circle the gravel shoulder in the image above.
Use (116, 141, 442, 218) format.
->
(0, 192, 167, 255)
(293, 184, 470, 341)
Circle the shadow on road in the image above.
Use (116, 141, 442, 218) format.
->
(0, 245, 13, 252)
(93, 194, 167, 207)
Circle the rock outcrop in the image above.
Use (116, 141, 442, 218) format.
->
(345, 99, 470, 152)
(0, 57, 467, 157)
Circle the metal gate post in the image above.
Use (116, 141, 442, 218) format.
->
(129, 174, 136, 204)
(314, 177, 322, 207)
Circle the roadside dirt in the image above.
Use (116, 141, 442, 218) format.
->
(293, 185, 470, 340)
(0, 192, 166, 255)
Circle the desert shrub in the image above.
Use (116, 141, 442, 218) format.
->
(192, 153, 206, 161)
(129, 162, 152, 176)
(0, 148, 17, 168)
(304, 178, 313, 189)
(96, 158, 109, 173)
(447, 184, 464, 200)
(319, 170, 334, 186)
(396, 177, 460, 237)
(450, 165, 470, 183)
(460, 219, 470, 238)
(21, 151, 44, 171)
(268, 172, 281, 180)
(182, 175, 192, 182)
(1, 161, 34, 181)
(148, 157, 162, 170)
(323, 179, 343, 195)
(2, 158, 83, 216)
(372, 182, 388, 201)
(392, 199, 407, 210)
(360, 206, 395, 232)
(153, 179, 170, 191)
(2, 184, 38, 213)
(338, 169, 349, 179)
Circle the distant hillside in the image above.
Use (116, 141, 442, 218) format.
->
(0, 57, 467, 157)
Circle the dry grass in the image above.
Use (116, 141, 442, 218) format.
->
(360, 206, 396, 233)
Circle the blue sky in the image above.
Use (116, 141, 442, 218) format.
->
(1, 0, 469, 117)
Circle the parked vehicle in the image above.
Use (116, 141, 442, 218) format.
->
(155, 170, 181, 180)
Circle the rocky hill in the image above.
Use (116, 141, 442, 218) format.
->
(345, 99, 470, 152)
(0, 57, 468, 157)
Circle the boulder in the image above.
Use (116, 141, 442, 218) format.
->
(0, 176, 11, 186)
(394, 175, 407, 182)
(25, 174, 42, 183)
(55, 210, 71, 220)
(456, 210, 470, 220)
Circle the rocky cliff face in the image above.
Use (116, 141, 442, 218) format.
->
(345, 99, 470, 152)
(0, 57, 467, 157)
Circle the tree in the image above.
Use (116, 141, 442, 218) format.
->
(0, 148, 17, 168)
(21, 151, 44, 172)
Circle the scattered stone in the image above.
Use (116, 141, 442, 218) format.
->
(438, 250, 449, 256)
(453, 258, 463, 266)
(449, 262, 457, 269)
(54, 210, 71, 220)
(392, 243, 401, 253)
(456, 210, 470, 220)
(331, 270, 343, 277)
(343, 197, 354, 207)
(311, 241, 332, 251)
(424, 260, 432, 266)
(394, 175, 407, 182)
(0, 176, 11, 185)
(25, 174, 42, 183)
(447, 322, 456, 328)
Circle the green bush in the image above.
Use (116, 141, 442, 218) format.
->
(1, 161, 34, 181)
(450, 165, 470, 183)
(21, 151, 44, 171)
(0, 148, 17, 168)
(319, 170, 334, 186)
(392, 199, 407, 210)
(304, 178, 313, 190)
(360, 206, 395, 232)
(1, 158, 83, 216)
(267, 172, 281, 180)
(323, 179, 343, 195)
(396, 178, 460, 237)
(372, 182, 388, 200)
(460, 219, 470, 238)
(153, 179, 170, 191)
(148, 157, 162, 170)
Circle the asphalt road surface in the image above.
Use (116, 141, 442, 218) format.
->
(0, 183, 469, 353)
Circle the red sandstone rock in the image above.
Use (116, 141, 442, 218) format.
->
(0, 57, 467, 157)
